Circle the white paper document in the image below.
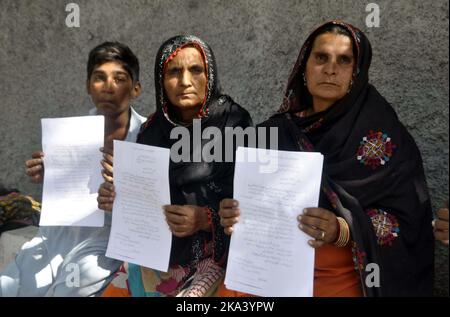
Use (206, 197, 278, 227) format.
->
(40, 115, 105, 227)
(225, 147, 324, 297)
(106, 140, 172, 272)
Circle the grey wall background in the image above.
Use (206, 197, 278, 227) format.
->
(0, 0, 448, 296)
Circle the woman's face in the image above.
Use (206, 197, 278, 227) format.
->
(163, 46, 207, 114)
(305, 33, 354, 111)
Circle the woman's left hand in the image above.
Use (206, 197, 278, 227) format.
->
(163, 205, 211, 238)
(297, 207, 339, 248)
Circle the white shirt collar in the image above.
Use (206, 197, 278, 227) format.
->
(88, 106, 146, 142)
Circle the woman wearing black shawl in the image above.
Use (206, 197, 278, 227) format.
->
(219, 21, 434, 297)
(100, 35, 252, 297)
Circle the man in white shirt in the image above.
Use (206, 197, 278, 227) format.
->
(0, 42, 146, 297)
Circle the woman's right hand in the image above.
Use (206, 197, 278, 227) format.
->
(97, 182, 116, 212)
(25, 151, 45, 183)
(434, 201, 449, 245)
(219, 199, 240, 235)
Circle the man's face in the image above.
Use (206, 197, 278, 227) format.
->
(87, 61, 140, 115)
(163, 47, 207, 113)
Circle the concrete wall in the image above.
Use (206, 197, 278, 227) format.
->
(0, 0, 448, 296)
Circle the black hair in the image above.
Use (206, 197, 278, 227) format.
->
(304, 24, 357, 67)
(318, 24, 353, 39)
(87, 42, 140, 83)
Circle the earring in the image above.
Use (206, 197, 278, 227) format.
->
(303, 73, 307, 86)
(347, 80, 353, 93)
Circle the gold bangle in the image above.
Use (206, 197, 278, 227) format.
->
(341, 219, 350, 246)
(334, 217, 350, 247)
(341, 218, 350, 246)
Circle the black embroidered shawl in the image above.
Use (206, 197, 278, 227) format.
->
(138, 35, 253, 269)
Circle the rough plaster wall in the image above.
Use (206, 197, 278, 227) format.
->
(0, 0, 448, 296)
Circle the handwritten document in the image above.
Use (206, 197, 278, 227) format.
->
(40, 115, 104, 227)
(106, 140, 172, 272)
(225, 147, 324, 297)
